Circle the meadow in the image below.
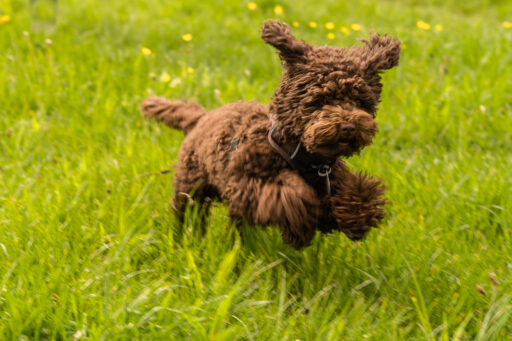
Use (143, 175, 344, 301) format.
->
(1, 0, 512, 339)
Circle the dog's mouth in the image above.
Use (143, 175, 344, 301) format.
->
(313, 138, 359, 157)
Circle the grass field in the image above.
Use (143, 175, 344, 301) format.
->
(1, 0, 512, 339)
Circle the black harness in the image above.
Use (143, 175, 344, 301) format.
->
(229, 121, 337, 196)
(267, 121, 337, 196)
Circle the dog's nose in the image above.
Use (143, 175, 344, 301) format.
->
(341, 123, 355, 134)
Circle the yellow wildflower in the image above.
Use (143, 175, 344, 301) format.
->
(186, 67, 194, 73)
(435, 24, 443, 31)
(247, 2, 257, 10)
(181, 33, 193, 42)
(292, 21, 299, 28)
(350, 23, 362, 31)
(340, 26, 350, 35)
(0, 14, 11, 25)
(160, 72, 171, 83)
(401, 43, 407, 49)
(503, 21, 512, 28)
(327, 32, 335, 40)
(274, 5, 284, 15)
(325, 22, 335, 30)
(141, 47, 152, 56)
(416, 20, 431, 30)
(309, 21, 318, 28)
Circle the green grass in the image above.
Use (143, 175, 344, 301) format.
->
(1, 0, 512, 339)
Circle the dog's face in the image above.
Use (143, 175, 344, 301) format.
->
(262, 20, 400, 157)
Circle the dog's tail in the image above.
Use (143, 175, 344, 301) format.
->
(140, 96, 207, 134)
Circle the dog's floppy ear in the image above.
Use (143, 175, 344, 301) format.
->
(261, 20, 311, 66)
(359, 33, 401, 74)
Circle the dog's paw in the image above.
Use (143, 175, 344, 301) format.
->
(337, 204, 385, 240)
(330, 174, 387, 240)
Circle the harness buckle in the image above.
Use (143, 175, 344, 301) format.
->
(230, 137, 240, 152)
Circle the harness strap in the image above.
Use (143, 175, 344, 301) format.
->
(267, 121, 299, 170)
(267, 120, 335, 196)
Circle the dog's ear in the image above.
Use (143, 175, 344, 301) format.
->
(359, 33, 401, 74)
(261, 20, 311, 66)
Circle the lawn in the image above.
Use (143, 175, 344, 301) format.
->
(1, 0, 512, 339)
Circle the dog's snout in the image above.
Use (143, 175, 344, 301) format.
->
(341, 123, 355, 134)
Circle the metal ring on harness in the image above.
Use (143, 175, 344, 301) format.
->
(317, 165, 332, 177)
(317, 165, 332, 195)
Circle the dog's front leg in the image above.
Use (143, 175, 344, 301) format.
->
(226, 170, 320, 249)
(321, 162, 387, 240)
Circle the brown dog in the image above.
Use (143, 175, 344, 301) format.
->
(140, 20, 400, 249)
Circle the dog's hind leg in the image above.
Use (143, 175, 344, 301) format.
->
(226, 170, 320, 249)
(172, 152, 218, 230)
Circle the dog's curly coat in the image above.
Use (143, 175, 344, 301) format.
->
(140, 20, 400, 249)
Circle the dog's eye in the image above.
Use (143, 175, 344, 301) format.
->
(357, 100, 377, 115)
(355, 99, 371, 111)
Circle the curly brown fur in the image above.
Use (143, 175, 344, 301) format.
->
(141, 97, 206, 134)
(140, 20, 400, 249)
